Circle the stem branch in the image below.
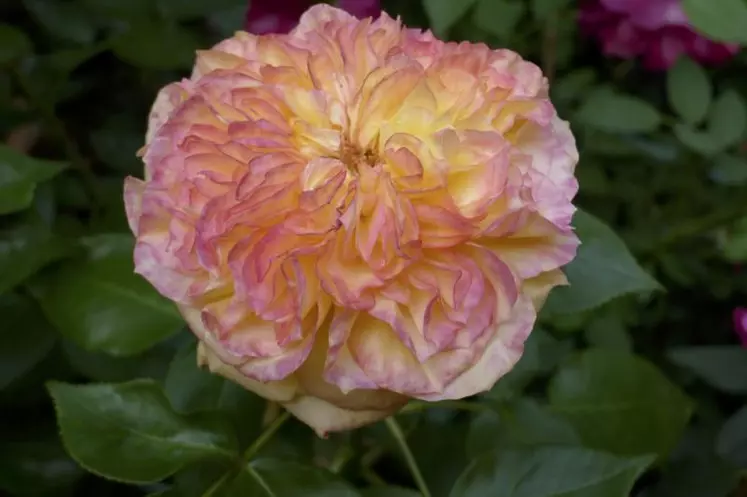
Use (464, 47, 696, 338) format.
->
(243, 410, 291, 461)
(385, 417, 431, 497)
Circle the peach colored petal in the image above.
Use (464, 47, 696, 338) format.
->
(123, 177, 145, 234)
(144, 82, 189, 148)
(523, 269, 568, 309)
(418, 295, 536, 401)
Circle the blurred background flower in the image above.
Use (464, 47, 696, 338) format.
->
(579, 0, 741, 69)
(245, 0, 380, 34)
(734, 307, 747, 346)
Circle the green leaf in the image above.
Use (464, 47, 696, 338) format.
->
(0, 221, 76, 295)
(174, 459, 236, 497)
(221, 459, 360, 496)
(450, 447, 654, 497)
(407, 412, 470, 497)
(584, 312, 633, 352)
(577, 89, 662, 133)
(472, 0, 524, 39)
(548, 349, 692, 458)
(666, 57, 711, 124)
(164, 341, 227, 413)
(422, 0, 479, 35)
(164, 340, 266, 446)
(89, 119, 144, 173)
(31, 234, 184, 356)
(655, 457, 736, 497)
(485, 328, 572, 400)
(361, 487, 420, 497)
(708, 89, 747, 150)
(668, 346, 747, 394)
(147, 490, 180, 497)
(710, 155, 747, 185)
(673, 124, 723, 156)
(47, 379, 238, 484)
(552, 68, 597, 105)
(466, 399, 580, 457)
(112, 21, 199, 70)
(0, 24, 32, 64)
(157, 0, 246, 21)
(63, 337, 179, 383)
(717, 216, 747, 262)
(531, 0, 571, 21)
(653, 425, 738, 497)
(682, 0, 747, 43)
(80, 0, 157, 21)
(89, 176, 131, 233)
(716, 405, 747, 467)
(23, 0, 97, 44)
(18, 44, 108, 107)
(0, 145, 68, 215)
(543, 210, 660, 315)
(208, 4, 249, 38)
(0, 293, 56, 390)
(0, 429, 84, 496)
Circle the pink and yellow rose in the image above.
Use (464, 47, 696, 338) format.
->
(124, 5, 579, 435)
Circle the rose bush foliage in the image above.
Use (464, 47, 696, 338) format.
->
(1, 1, 747, 496)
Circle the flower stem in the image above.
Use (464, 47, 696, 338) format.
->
(201, 472, 231, 497)
(243, 409, 291, 461)
(202, 409, 291, 497)
(384, 417, 431, 497)
(361, 466, 387, 486)
(329, 444, 355, 474)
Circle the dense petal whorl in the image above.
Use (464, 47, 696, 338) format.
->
(125, 5, 579, 435)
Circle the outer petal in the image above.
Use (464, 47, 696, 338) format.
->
(191, 305, 406, 437)
(144, 82, 189, 147)
(417, 295, 535, 401)
(293, 4, 357, 37)
(284, 395, 395, 437)
(197, 342, 299, 402)
(523, 269, 568, 309)
(123, 177, 145, 234)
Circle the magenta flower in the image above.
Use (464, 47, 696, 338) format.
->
(579, 0, 740, 70)
(734, 308, 747, 347)
(245, 0, 380, 34)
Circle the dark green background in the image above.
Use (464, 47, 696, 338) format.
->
(1, 0, 747, 496)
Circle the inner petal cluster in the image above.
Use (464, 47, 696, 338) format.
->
(124, 5, 579, 404)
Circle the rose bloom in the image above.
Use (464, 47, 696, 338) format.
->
(124, 5, 579, 435)
(734, 307, 747, 347)
(246, 0, 379, 34)
(579, 0, 740, 70)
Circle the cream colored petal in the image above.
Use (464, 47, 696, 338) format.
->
(284, 394, 399, 437)
(523, 269, 568, 310)
(196, 342, 299, 402)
